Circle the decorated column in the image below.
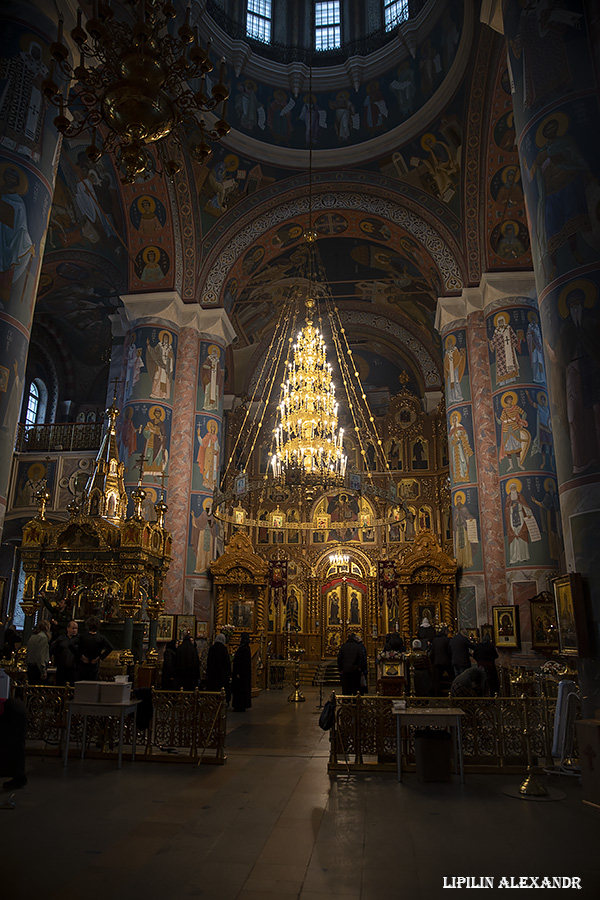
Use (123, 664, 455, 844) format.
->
(0, 1, 65, 534)
(116, 295, 235, 617)
(437, 291, 498, 630)
(483, 274, 560, 642)
(118, 293, 181, 521)
(438, 273, 561, 644)
(186, 317, 235, 621)
(496, 0, 600, 707)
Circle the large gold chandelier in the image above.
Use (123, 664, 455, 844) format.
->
(46, 2, 230, 182)
(271, 299, 347, 485)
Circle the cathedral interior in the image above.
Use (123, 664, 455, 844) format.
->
(1, 1, 600, 893)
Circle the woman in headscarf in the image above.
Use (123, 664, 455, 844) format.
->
(206, 633, 231, 703)
(161, 638, 178, 690)
(175, 634, 200, 691)
(231, 633, 252, 712)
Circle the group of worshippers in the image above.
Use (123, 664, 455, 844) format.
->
(162, 631, 252, 712)
(24, 615, 113, 685)
(336, 617, 500, 698)
(412, 618, 500, 697)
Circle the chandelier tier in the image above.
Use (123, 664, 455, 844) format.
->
(271, 299, 347, 485)
(47, 2, 230, 182)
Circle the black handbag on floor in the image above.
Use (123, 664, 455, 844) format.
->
(318, 698, 335, 730)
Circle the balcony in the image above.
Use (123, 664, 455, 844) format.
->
(15, 422, 104, 454)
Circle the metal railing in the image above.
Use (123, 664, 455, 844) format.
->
(328, 693, 557, 773)
(20, 685, 227, 765)
(15, 422, 104, 453)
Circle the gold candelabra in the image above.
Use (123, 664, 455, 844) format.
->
(271, 299, 347, 485)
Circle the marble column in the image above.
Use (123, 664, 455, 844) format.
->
(437, 273, 561, 642)
(118, 293, 183, 515)
(186, 325, 234, 621)
(482, 274, 561, 643)
(496, 1, 600, 709)
(437, 288, 502, 630)
(0, 1, 65, 535)
(116, 294, 235, 616)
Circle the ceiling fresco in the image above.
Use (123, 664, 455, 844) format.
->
(222, 1, 464, 153)
(30, 5, 512, 425)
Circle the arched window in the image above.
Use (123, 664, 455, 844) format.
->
(25, 382, 39, 427)
(24, 378, 48, 426)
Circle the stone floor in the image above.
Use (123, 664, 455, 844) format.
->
(2, 687, 599, 899)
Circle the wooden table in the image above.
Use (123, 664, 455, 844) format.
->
(393, 707, 466, 784)
(63, 699, 141, 769)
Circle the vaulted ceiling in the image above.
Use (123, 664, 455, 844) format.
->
(34, 0, 531, 413)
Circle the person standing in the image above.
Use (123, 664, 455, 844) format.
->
(409, 640, 432, 696)
(231, 633, 252, 712)
(448, 629, 474, 677)
(175, 633, 200, 691)
(70, 616, 113, 681)
(51, 620, 79, 686)
(0, 696, 28, 790)
(26, 621, 50, 683)
(206, 634, 231, 703)
(161, 638, 178, 690)
(472, 635, 500, 695)
(337, 632, 365, 696)
(416, 616, 436, 650)
(429, 627, 453, 696)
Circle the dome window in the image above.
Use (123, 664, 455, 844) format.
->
(384, 0, 409, 32)
(247, 0, 272, 44)
(315, 1, 341, 51)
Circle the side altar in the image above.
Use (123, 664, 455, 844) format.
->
(18, 398, 172, 665)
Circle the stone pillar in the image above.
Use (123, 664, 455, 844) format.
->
(437, 289, 502, 629)
(0, 2, 64, 535)
(117, 295, 235, 616)
(186, 329, 232, 620)
(118, 293, 182, 516)
(482, 274, 560, 643)
(437, 273, 561, 643)
(499, 1, 600, 709)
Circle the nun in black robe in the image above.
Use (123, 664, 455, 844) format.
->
(231, 633, 252, 711)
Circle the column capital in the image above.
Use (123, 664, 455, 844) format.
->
(479, 0, 504, 34)
(436, 272, 537, 333)
(119, 292, 237, 346)
(480, 271, 536, 311)
(435, 287, 482, 333)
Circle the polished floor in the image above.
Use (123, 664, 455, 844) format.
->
(2, 687, 599, 899)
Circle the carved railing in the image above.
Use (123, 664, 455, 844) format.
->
(20, 686, 227, 765)
(328, 694, 557, 773)
(15, 422, 103, 452)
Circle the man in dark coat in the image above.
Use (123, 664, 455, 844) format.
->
(206, 633, 231, 703)
(175, 634, 200, 691)
(51, 620, 79, 686)
(337, 632, 366, 695)
(472, 635, 500, 695)
(70, 616, 113, 681)
(428, 627, 453, 696)
(231, 633, 252, 711)
(448, 629, 475, 677)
